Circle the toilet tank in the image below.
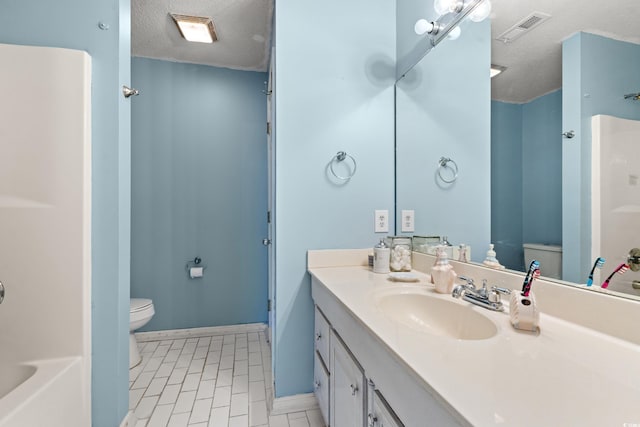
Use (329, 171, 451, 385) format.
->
(523, 243, 562, 279)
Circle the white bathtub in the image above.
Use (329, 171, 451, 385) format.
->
(0, 44, 92, 427)
(0, 357, 86, 427)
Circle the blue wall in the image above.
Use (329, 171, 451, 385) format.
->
(273, 0, 396, 397)
(562, 33, 640, 282)
(396, 19, 491, 263)
(491, 101, 523, 270)
(522, 90, 563, 245)
(491, 90, 562, 271)
(130, 58, 268, 330)
(0, 1, 131, 426)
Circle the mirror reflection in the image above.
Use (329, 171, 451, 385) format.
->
(396, 0, 640, 299)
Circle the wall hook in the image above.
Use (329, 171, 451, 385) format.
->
(562, 130, 575, 139)
(123, 85, 140, 98)
(262, 81, 272, 96)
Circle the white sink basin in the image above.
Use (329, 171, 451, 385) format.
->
(374, 288, 498, 340)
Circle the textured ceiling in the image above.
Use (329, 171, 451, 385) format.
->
(491, 0, 640, 103)
(132, 0, 639, 101)
(132, 0, 273, 72)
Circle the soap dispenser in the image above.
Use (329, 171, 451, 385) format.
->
(431, 246, 457, 294)
(482, 244, 505, 270)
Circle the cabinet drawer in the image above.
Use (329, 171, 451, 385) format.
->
(314, 350, 330, 426)
(315, 306, 331, 365)
(370, 389, 404, 427)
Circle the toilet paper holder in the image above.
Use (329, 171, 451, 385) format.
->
(185, 257, 207, 278)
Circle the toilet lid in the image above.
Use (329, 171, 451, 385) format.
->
(131, 298, 153, 312)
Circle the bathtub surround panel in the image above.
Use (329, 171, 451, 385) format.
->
(0, 1, 132, 425)
(0, 44, 91, 426)
(273, 0, 396, 397)
(591, 115, 640, 295)
(396, 19, 491, 261)
(562, 33, 640, 283)
(131, 58, 268, 330)
(491, 90, 562, 271)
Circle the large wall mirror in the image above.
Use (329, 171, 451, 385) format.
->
(395, 0, 640, 300)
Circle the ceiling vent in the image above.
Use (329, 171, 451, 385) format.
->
(496, 12, 551, 43)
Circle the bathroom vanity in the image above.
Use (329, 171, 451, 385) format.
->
(308, 249, 640, 427)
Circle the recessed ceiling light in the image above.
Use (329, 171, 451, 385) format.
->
(490, 64, 506, 78)
(170, 14, 217, 43)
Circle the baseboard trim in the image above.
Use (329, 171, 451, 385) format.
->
(119, 410, 137, 427)
(270, 393, 319, 416)
(136, 323, 267, 342)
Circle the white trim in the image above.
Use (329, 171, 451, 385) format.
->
(270, 393, 319, 416)
(119, 410, 137, 427)
(136, 323, 267, 342)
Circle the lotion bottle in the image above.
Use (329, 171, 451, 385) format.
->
(373, 239, 390, 274)
(431, 246, 457, 293)
(482, 243, 505, 270)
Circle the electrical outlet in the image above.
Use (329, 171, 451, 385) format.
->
(401, 210, 415, 232)
(374, 210, 389, 233)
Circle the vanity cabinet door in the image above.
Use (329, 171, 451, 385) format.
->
(315, 306, 331, 365)
(369, 390, 404, 427)
(314, 350, 330, 425)
(330, 330, 366, 427)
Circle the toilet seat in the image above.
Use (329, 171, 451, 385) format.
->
(130, 298, 153, 313)
(130, 298, 155, 327)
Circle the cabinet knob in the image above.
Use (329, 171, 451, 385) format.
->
(350, 384, 358, 396)
(314, 380, 321, 389)
(315, 332, 322, 341)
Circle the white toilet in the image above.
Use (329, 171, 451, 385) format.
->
(523, 243, 563, 279)
(130, 298, 155, 369)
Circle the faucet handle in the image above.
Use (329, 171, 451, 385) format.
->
(491, 286, 511, 295)
(488, 285, 511, 304)
(458, 275, 475, 287)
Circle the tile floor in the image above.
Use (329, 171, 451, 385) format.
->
(129, 330, 324, 427)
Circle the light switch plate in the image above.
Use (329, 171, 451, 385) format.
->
(374, 210, 389, 233)
(401, 210, 415, 232)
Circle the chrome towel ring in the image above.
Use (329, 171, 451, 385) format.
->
(437, 157, 458, 183)
(330, 151, 357, 181)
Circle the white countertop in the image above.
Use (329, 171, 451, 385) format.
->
(309, 264, 640, 427)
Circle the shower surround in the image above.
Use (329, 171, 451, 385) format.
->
(0, 43, 91, 426)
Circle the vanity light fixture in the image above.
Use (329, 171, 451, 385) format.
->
(468, 0, 491, 22)
(414, 0, 491, 43)
(170, 14, 218, 43)
(414, 19, 443, 36)
(434, 0, 465, 15)
(490, 64, 506, 78)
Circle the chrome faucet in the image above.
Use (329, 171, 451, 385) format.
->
(452, 276, 510, 312)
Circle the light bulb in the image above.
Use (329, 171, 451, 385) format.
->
(433, 0, 451, 16)
(469, 0, 491, 22)
(447, 26, 462, 40)
(414, 19, 435, 35)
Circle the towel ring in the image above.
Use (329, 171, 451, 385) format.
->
(330, 151, 357, 181)
(437, 157, 458, 183)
